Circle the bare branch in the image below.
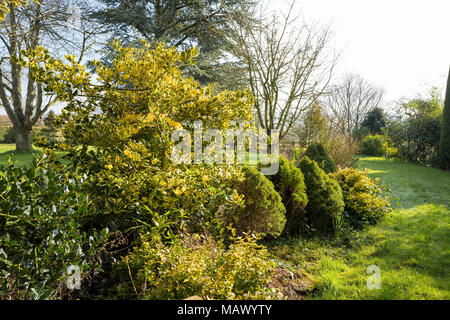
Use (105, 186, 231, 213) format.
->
(325, 73, 385, 146)
(232, 0, 337, 140)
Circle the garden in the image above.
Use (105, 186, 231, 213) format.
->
(0, 0, 449, 301)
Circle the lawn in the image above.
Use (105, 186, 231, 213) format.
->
(269, 156, 450, 299)
(0, 144, 39, 166)
(0, 144, 69, 167)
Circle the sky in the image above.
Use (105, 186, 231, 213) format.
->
(267, 0, 450, 107)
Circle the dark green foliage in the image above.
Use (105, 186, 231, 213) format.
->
(361, 107, 387, 135)
(384, 94, 444, 167)
(31, 128, 45, 144)
(268, 156, 308, 235)
(0, 156, 109, 299)
(298, 157, 344, 234)
(331, 168, 394, 229)
(384, 116, 442, 166)
(0, 127, 45, 144)
(361, 135, 384, 156)
(0, 126, 14, 143)
(90, 0, 255, 89)
(440, 68, 450, 169)
(304, 143, 337, 173)
(226, 166, 286, 238)
(39, 111, 60, 143)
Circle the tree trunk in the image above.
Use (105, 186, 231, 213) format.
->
(14, 125, 32, 152)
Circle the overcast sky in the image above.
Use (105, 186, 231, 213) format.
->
(267, 0, 450, 107)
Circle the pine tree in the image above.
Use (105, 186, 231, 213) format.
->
(360, 107, 387, 134)
(440, 67, 450, 169)
(41, 111, 59, 143)
(90, 0, 256, 90)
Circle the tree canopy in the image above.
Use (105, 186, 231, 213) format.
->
(360, 107, 387, 135)
(90, 0, 256, 89)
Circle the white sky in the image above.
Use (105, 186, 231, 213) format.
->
(267, 0, 450, 105)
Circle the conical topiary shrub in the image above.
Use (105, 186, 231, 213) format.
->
(304, 143, 337, 173)
(225, 166, 287, 238)
(298, 156, 344, 234)
(268, 156, 308, 235)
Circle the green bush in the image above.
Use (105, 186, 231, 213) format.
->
(31, 128, 45, 143)
(298, 157, 344, 234)
(360, 107, 387, 135)
(18, 40, 266, 298)
(384, 94, 443, 167)
(26, 41, 255, 243)
(0, 126, 45, 144)
(386, 116, 441, 166)
(382, 141, 399, 159)
(268, 156, 308, 235)
(304, 143, 337, 173)
(224, 166, 286, 238)
(0, 126, 15, 143)
(361, 135, 384, 156)
(0, 156, 109, 299)
(35, 111, 62, 144)
(330, 168, 394, 229)
(124, 233, 277, 300)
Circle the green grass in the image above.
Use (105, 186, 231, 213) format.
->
(269, 156, 450, 300)
(0, 144, 69, 167)
(0, 144, 41, 166)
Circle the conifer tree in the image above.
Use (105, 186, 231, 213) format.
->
(90, 0, 256, 89)
(440, 67, 450, 169)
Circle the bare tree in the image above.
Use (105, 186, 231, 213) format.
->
(326, 73, 385, 146)
(0, 0, 99, 151)
(233, 0, 337, 140)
